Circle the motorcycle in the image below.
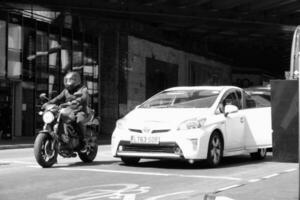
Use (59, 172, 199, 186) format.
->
(34, 93, 99, 168)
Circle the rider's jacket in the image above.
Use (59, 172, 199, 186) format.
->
(48, 85, 89, 114)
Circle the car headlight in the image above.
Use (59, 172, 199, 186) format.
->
(177, 118, 206, 130)
(42, 111, 55, 124)
(116, 119, 127, 130)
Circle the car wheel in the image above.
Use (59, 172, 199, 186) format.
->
(206, 132, 223, 168)
(121, 157, 140, 165)
(250, 148, 267, 160)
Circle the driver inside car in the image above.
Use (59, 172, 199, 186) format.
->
(42, 71, 90, 150)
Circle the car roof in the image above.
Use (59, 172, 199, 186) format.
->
(164, 86, 240, 91)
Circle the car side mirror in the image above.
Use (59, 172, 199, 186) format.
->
(135, 105, 140, 109)
(224, 105, 238, 117)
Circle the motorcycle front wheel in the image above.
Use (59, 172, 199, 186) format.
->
(34, 133, 58, 168)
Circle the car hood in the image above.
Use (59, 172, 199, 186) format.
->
(123, 108, 211, 129)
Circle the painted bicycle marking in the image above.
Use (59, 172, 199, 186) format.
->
(47, 183, 194, 200)
(48, 184, 150, 200)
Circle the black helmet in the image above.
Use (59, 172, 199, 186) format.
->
(64, 71, 81, 92)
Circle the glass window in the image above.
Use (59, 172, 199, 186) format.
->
(48, 33, 60, 98)
(73, 40, 83, 68)
(222, 92, 240, 108)
(61, 36, 71, 74)
(36, 31, 49, 94)
(23, 26, 36, 81)
(8, 23, 22, 78)
(83, 42, 98, 114)
(140, 89, 220, 108)
(0, 20, 6, 77)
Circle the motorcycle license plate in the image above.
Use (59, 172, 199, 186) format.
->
(130, 136, 160, 144)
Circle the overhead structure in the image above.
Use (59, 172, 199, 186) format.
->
(1, 0, 300, 76)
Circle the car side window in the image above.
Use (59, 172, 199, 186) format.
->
(217, 92, 239, 113)
(235, 90, 243, 109)
(244, 92, 256, 109)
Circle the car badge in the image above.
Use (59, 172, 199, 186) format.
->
(143, 127, 151, 134)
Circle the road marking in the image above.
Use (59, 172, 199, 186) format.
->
(47, 183, 150, 200)
(0, 160, 35, 165)
(60, 168, 171, 176)
(248, 179, 260, 183)
(179, 174, 241, 181)
(59, 167, 242, 181)
(284, 168, 297, 173)
(216, 184, 244, 192)
(145, 190, 194, 200)
(262, 173, 279, 179)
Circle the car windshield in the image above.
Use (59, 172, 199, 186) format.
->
(140, 89, 220, 108)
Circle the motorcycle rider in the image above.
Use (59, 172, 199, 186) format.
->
(42, 71, 89, 150)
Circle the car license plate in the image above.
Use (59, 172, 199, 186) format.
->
(130, 136, 160, 144)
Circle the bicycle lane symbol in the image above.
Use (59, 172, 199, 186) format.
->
(47, 183, 151, 200)
(47, 183, 195, 200)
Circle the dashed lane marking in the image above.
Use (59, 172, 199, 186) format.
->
(262, 173, 279, 179)
(215, 184, 245, 193)
(211, 167, 298, 196)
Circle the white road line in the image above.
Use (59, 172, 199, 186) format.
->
(60, 168, 171, 176)
(216, 184, 244, 192)
(179, 174, 241, 181)
(284, 168, 297, 173)
(59, 167, 241, 181)
(248, 179, 260, 183)
(0, 160, 35, 165)
(262, 173, 279, 179)
(145, 190, 194, 200)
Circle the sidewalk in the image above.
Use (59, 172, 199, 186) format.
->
(0, 134, 112, 150)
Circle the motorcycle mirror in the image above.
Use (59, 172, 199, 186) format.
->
(39, 93, 49, 101)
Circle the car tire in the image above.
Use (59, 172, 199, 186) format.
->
(250, 148, 267, 160)
(206, 132, 223, 168)
(121, 157, 140, 165)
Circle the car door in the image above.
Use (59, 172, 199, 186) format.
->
(221, 90, 245, 151)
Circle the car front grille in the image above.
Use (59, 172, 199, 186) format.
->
(118, 141, 179, 154)
(128, 129, 170, 134)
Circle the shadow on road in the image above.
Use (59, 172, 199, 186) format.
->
(118, 154, 274, 170)
(52, 160, 121, 168)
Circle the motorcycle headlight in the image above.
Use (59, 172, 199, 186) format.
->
(43, 111, 55, 124)
(177, 118, 206, 131)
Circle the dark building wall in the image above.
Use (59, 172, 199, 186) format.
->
(100, 31, 125, 135)
(271, 80, 298, 162)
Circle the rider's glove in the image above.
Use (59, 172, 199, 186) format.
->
(41, 103, 48, 110)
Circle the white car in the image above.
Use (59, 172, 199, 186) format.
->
(111, 86, 272, 167)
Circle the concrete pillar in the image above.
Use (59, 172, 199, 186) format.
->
(100, 31, 120, 136)
(271, 80, 298, 162)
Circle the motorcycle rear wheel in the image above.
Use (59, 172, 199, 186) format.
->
(78, 129, 98, 163)
(34, 133, 58, 168)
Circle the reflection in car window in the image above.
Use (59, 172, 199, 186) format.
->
(244, 92, 256, 108)
(245, 91, 271, 108)
(250, 94, 271, 107)
(140, 89, 220, 108)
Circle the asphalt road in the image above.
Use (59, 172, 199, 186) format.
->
(0, 146, 298, 200)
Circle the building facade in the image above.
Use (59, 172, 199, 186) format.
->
(0, 9, 234, 140)
(0, 11, 99, 139)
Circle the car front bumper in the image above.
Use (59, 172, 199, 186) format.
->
(111, 128, 210, 160)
